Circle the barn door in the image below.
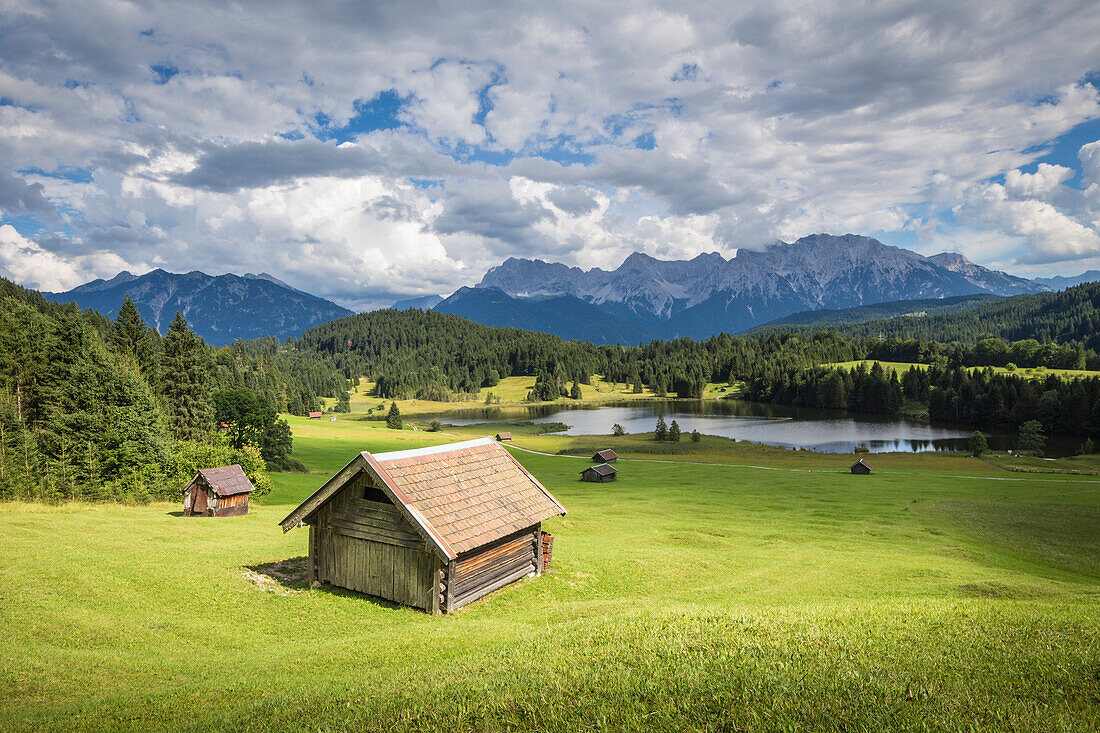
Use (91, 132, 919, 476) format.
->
(192, 486, 208, 515)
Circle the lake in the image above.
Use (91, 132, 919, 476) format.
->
(438, 399, 1062, 455)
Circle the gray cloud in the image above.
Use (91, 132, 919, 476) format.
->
(0, 170, 58, 222)
(547, 186, 598, 216)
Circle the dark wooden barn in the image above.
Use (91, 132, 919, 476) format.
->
(592, 449, 618, 463)
(279, 437, 567, 613)
(580, 463, 618, 482)
(495, 432, 512, 441)
(850, 458, 873, 475)
(182, 465, 256, 517)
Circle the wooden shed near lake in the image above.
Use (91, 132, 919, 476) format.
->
(495, 432, 512, 441)
(850, 458, 873, 475)
(592, 449, 618, 463)
(279, 437, 567, 613)
(183, 465, 255, 517)
(580, 463, 617, 482)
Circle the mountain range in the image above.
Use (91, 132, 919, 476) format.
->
(434, 234, 1053, 343)
(38, 233, 1100, 348)
(44, 269, 352, 346)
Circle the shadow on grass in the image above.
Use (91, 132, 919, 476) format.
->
(244, 556, 401, 608)
(166, 511, 186, 517)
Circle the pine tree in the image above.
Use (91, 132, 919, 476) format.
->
(570, 381, 581, 399)
(691, 428, 701, 442)
(654, 416, 668, 442)
(612, 423, 625, 436)
(161, 312, 213, 440)
(669, 420, 681, 442)
(386, 401, 403, 430)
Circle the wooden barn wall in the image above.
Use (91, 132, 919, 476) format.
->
(449, 525, 540, 611)
(311, 470, 439, 610)
(214, 493, 248, 516)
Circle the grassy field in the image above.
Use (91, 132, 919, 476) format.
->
(2, 418, 1099, 730)
(827, 360, 1100, 380)
(326, 375, 742, 418)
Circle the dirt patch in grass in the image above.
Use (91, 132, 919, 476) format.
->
(244, 556, 310, 594)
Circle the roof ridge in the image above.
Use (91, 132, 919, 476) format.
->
(370, 436, 495, 463)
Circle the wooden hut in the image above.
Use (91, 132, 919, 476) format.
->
(495, 432, 512, 441)
(850, 458, 873, 475)
(308, 411, 323, 420)
(580, 463, 618, 482)
(279, 437, 566, 613)
(591, 449, 618, 463)
(182, 465, 256, 517)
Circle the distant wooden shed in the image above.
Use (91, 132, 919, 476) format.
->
(308, 411, 323, 420)
(850, 458, 873, 475)
(279, 438, 566, 613)
(495, 432, 512, 441)
(592, 449, 618, 463)
(581, 463, 618, 482)
(183, 465, 255, 517)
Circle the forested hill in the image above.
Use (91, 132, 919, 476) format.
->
(0, 276, 345, 501)
(752, 283, 1100, 351)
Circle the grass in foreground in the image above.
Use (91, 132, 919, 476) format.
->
(2, 417, 1099, 730)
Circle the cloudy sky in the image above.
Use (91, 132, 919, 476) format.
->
(1, 0, 1099, 309)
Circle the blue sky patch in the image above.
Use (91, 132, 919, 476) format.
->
(315, 89, 407, 144)
(150, 64, 179, 84)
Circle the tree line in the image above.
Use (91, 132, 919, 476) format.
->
(0, 279, 344, 501)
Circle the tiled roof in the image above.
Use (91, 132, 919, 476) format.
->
(193, 465, 255, 496)
(582, 463, 617, 476)
(371, 438, 566, 555)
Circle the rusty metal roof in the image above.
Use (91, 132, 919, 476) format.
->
(852, 458, 873, 469)
(372, 438, 565, 555)
(582, 463, 617, 476)
(188, 464, 256, 496)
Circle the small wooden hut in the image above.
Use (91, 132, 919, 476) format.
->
(592, 449, 618, 463)
(850, 458, 873, 475)
(580, 463, 618, 482)
(182, 465, 256, 517)
(308, 411, 323, 420)
(279, 438, 566, 613)
(495, 432, 512, 441)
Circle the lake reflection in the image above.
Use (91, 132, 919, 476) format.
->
(439, 400, 1028, 454)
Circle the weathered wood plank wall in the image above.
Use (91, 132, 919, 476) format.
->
(448, 524, 539, 611)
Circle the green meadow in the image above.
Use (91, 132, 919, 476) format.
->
(2, 417, 1099, 730)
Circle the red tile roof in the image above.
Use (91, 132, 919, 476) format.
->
(372, 439, 565, 554)
(279, 438, 566, 558)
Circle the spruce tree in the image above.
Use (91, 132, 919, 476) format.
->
(111, 295, 155, 380)
(654, 416, 668, 441)
(669, 420, 681, 442)
(386, 401, 403, 430)
(161, 312, 213, 440)
(570, 381, 581, 399)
